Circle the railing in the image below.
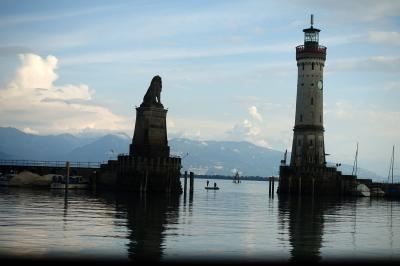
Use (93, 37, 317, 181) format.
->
(117, 153, 182, 159)
(296, 45, 326, 54)
(0, 160, 101, 168)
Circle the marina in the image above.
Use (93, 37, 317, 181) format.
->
(0, 158, 399, 199)
(0, 2, 398, 263)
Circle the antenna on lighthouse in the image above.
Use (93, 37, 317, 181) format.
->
(311, 14, 314, 28)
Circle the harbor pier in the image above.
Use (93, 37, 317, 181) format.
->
(0, 159, 99, 180)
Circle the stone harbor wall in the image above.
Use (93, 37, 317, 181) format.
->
(98, 155, 182, 193)
(117, 155, 181, 193)
(278, 165, 357, 196)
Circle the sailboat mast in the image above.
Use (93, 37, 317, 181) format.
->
(352, 142, 359, 176)
(392, 145, 395, 184)
(388, 145, 395, 184)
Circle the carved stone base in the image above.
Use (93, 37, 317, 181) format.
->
(116, 155, 182, 193)
(130, 106, 170, 158)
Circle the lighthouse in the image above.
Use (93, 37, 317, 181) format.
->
(278, 15, 357, 196)
(290, 14, 327, 167)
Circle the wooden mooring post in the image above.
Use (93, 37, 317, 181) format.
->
(272, 177, 275, 198)
(92, 170, 97, 191)
(65, 161, 70, 191)
(184, 171, 188, 194)
(189, 171, 194, 194)
(268, 178, 272, 196)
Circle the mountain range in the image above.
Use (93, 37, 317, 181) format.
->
(0, 127, 384, 181)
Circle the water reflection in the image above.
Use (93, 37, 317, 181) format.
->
(114, 192, 180, 261)
(1, 182, 399, 261)
(278, 195, 340, 263)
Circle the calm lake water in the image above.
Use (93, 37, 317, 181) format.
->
(0, 178, 399, 262)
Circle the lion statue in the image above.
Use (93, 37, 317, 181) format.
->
(142, 75, 162, 107)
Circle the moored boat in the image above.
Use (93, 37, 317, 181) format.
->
(0, 173, 16, 186)
(370, 187, 385, 197)
(356, 183, 370, 197)
(50, 175, 89, 189)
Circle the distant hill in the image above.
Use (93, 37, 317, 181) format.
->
(0, 150, 16, 160)
(0, 127, 384, 181)
(0, 127, 96, 160)
(169, 138, 283, 176)
(63, 134, 130, 162)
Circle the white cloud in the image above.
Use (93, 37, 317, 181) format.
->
(227, 98, 294, 151)
(248, 106, 263, 122)
(0, 5, 123, 28)
(384, 81, 400, 91)
(61, 42, 296, 66)
(327, 56, 400, 73)
(295, 0, 400, 23)
(22, 127, 38, 135)
(167, 116, 232, 141)
(13, 54, 58, 90)
(228, 106, 271, 148)
(368, 31, 400, 46)
(0, 53, 129, 135)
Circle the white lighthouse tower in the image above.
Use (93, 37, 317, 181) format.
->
(290, 15, 327, 167)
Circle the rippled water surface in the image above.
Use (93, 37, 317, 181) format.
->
(0, 179, 399, 262)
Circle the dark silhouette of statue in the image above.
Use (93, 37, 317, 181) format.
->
(107, 74, 182, 194)
(141, 75, 163, 107)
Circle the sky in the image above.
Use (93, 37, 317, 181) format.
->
(0, 0, 399, 177)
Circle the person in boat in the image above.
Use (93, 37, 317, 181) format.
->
(214, 182, 217, 188)
(207, 180, 209, 187)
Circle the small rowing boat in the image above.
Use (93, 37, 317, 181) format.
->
(205, 186, 219, 190)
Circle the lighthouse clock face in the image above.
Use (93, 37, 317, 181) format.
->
(317, 80, 323, 90)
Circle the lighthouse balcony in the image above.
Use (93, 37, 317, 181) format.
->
(296, 45, 326, 60)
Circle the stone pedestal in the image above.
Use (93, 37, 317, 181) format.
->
(130, 106, 170, 158)
(108, 75, 182, 194)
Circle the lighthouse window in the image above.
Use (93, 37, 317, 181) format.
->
(310, 140, 313, 146)
(311, 98, 314, 105)
(301, 83, 304, 86)
(300, 114, 303, 122)
(311, 83, 314, 86)
(320, 65, 322, 71)
(312, 63, 314, 70)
